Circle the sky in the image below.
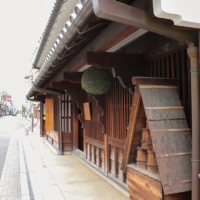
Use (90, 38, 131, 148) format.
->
(0, 0, 55, 108)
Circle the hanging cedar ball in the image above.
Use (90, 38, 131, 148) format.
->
(81, 67, 112, 95)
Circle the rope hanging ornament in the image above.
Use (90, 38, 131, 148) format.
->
(81, 67, 112, 95)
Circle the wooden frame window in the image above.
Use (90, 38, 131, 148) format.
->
(61, 93, 72, 134)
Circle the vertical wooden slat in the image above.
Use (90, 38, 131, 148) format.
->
(92, 146, 96, 164)
(104, 134, 108, 173)
(72, 101, 78, 150)
(157, 59, 160, 77)
(150, 61, 153, 77)
(166, 56, 170, 78)
(84, 129, 86, 158)
(171, 54, 175, 78)
(162, 57, 165, 77)
(176, 52, 181, 96)
(114, 146, 118, 178)
(40, 102, 44, 137)
(121, 86, 141, 172)
(97, 148, 101, 167)
(181, 50, 186, 110)
(154, 60, 157, 77)
(187, 54, 191, 128)
(88, 143, 91, 161)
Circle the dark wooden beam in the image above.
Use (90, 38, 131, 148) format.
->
(33, 86, 62, 96)
(53, 23, 139, 82)
(86, 52, 145, 68)
(40, 102, 44, 137)
(111, 66, 147, 95)
(44, 87, 66, 94)
(52, 81, 82, 90)
(36, 95, 46, 101)
(132, 77, 179, 86)
(63, 72, 83, 83)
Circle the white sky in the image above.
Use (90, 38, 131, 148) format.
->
(0, 0, 55, 108)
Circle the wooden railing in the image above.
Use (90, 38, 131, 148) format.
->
(85, 136, 105, 170)
(47, 130, 59, 150)
(85, 135, 127, 188)
(108, 137, 127, 184)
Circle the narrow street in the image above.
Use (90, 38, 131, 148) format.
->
(0, 115, 30, 199)
(0, 115, 30, 178)
(0, 116, 129, 200)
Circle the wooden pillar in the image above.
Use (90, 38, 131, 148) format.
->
(58, 95, 63, 155)
(72, 101, 78, 150)
(83, 129, 86, 158)
(40, 102, 44, 137)
(31, 114, 33, 132)
(104, 134, 108, 174)
(187, 46, 200, 200)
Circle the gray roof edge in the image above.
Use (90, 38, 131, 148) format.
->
(32, 0, 64, 68)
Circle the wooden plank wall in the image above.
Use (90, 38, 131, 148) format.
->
(84, 94, 104, 142)
(147, 47, 191, 128)
(106, 78, 132, 140)
(104, 78, 132, 187)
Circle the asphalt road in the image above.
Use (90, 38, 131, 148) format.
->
(0, 115, 30, 178)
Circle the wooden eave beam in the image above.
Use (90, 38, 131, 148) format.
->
(53, 23, 139, 82)
(45, 87, 66, 94)
(33, 85, 61, 96)
(52, 81, 82, 90)
(63, 72, 83, 83)
(26, 96, 43, 103)
(36, 95, 46, 101)
(86, 52, 145, 68)
(132, 77, 179, 86)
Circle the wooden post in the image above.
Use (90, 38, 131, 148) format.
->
(72, 101, 78, 150)
(83, 129, 86, 158)
(104, 134, 108, 174)
(40, 102, 44, 137)
(32, 114, 33, 132)
(114, 146, 118, 178)
(187, 46, 200, 200)
(58, 95, 63, 155)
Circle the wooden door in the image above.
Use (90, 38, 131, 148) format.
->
(45, 99, 54, 131)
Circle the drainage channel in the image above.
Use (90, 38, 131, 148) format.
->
(22, 142, 35, 200)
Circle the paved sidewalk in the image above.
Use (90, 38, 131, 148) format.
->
(19, 127, 129, 200)
(0, 130, 21, 200)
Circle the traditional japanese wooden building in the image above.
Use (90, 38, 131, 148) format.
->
(26, 0, 200, 199)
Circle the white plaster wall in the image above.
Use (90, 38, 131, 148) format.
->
(153, 0, 200, 28)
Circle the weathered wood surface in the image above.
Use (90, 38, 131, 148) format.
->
(45, 99, 54, 131)
(127, 165, 163, 200)
(136, 147, 147, 169)
(129, 102, 146, 165)
(121, 86, 142, 172)
(147, 150, 158, 173)
(86, 52, 145, 69)
(140, 85, 192, 195)
(127, 164, 191, 200)
(47, 130, 58, 143)
(85, 136, 104, 150)
(107, 137, 125, 149)
(83, 102, 91, 121)
(132, 77, 178, 86)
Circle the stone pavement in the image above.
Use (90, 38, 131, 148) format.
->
(0, 125, 129, 200)
(0, 130, 21, 200)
